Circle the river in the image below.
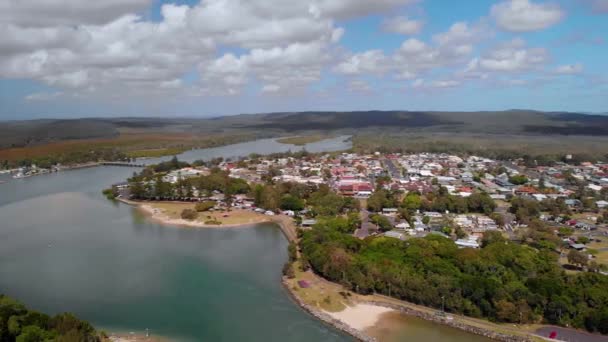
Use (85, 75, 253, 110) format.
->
(0, 136, 489, 341)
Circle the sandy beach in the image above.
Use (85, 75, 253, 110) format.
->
(116, 199, 298, 242)
(325, 304, 395, 331)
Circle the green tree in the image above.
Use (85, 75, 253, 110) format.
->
(195, 201, 216, 212)
(481, 231, 506, 247)
(567, 250, 588, 268)
(509, 175, 528, 185)
(280, 194, 305, 211)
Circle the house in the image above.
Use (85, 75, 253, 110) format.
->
(597, 200, 608, 209)
(384, 231, 405, 240)
(569, 243, 586, 251)
(382, 208, 399, 215)
(301, 219, 317, 227)
(565, 199, 582, 208)
(395, 222, 410, 230)
(456, 237, 480, 249)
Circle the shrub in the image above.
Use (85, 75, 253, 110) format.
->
(181, 209, 198, 220)
(195, 201, 216, 212)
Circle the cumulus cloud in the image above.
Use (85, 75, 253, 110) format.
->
(555, 63, 583, 74)
(334, 50, 390, 75)
(202, 40, 331, 94)
(0, 0, 152, 27)
(491, 0, 564, 32)
(335, 20, 490, 87)
(0, 0, 353, 96)
(0, 0, 581, 103)
(24, 91, 65, 101)
(381, 16, 423, 35)
(468, 39, 549, 72)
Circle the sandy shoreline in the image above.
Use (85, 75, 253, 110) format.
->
(325, 304, 394, 331)
(116, 198, 298, 242)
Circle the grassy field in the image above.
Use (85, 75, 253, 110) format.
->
(588, 237, 608, 265)
(145, 202, 269, 226)
(277, 135, 331, 146)
(285, 260, 350, 312)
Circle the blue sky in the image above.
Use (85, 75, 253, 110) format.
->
(0, 0, 606, 119)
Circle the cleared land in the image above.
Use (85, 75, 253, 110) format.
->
(143, 202, 269, 226)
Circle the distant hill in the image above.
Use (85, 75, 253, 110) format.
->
(1, 110, 607, 149)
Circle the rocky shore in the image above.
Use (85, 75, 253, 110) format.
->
(362, 300, 532, 342)
(283, 272, 535, 342)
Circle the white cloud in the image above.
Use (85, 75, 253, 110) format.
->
(381, 16, 423, 35)
(25, 91, 65, 101)
(555, 63, 583, 74)
(0, 0, 152, 27)
(431, 80, 460, 88)
(470, 39, 549, 72)
(0, 0, 347, 96)
(348, 79, 372, 93)
(311, 0, 419, 19)
(334, 50, 390, 75)
(335, 20, 488, 82)
(491, 0, 564, 32)
(201, 40, 331, 95)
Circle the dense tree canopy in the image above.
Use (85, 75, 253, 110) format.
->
(0, 295, 102, 342)
(299, 220, 608, 333)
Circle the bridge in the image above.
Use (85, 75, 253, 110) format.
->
(100, 162, 145, 167)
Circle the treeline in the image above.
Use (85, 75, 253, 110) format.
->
(129, 160, 250, 201)
(367, 187, 496, 216)
(0, 294, 103, 341)
(353, 135, 608, 164)
(127, 157, 359, 216)
(250, 183, 359, 215)
(299, 220, 608, 333)
(2, 148, 129, 169)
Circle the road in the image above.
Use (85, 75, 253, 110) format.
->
(355, 208, 377, 239)
(383, 157, 401, 179)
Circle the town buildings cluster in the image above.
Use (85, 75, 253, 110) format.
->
(139, 151, 608, 252)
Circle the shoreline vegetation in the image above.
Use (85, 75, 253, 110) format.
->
(117, 199, 548, 342)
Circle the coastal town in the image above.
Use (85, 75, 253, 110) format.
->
(100, 149, 608, 340)
(113, 151, 608, 263)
